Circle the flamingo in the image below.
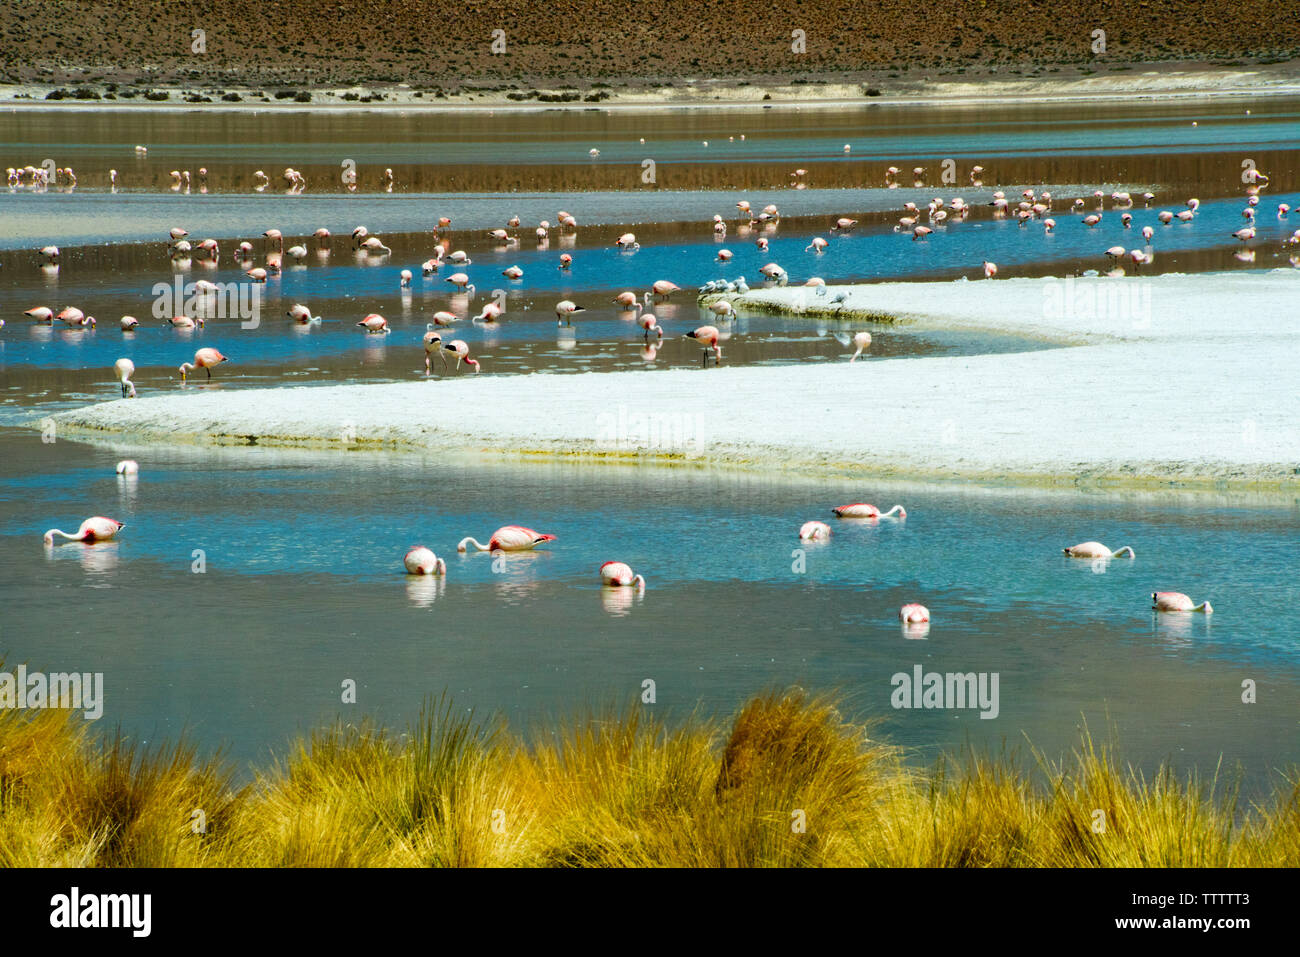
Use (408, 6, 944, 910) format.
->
(179, 347, 228, 379)
(1082, 214, 1101, 227)
(38, 245, 60, 262)
(1141, 226, 1154, 242)
(1152, 591, 1212, 614)
(613, 291, 644, 312)
(458, 525, 556, 552)
(43, 516, 124, 545)
(473, 302, 504, 323)
(166, 315, 203, 330)
(246, 267, 268, 282)
(708, 300, 735, 321)
(600, 561, 646, 589)
(431, 311, 460, 326)
(445, 273, 475, 294)
(982, 260, 997, 279)
(1063, 542, 1135, 558)
(685, 325, 722, 366)
(423, 327, 444, 373)
(717, 249, 733, 262)
(113, 358, 136, 398)
(357, 314, 390, 334)
(912, 226, 932, 241)
(559, 254, 573, 269)
(639, 314, 663, 341)
(447, 250, 472, 265)
(287, 304, 321, 323)
(120, 315, 140, 331)
(806, 237, 829, 253)
(24, 306, 54, 324)
(422, 258, 441, 276)
(832, 503, 906, 518)
(404, 546, 447, 576)
(614, 232, 640, 251)
(116, 460, 139, 476)
(899, 603, 930, 624)
(443, 339, 480, 372)
(502, 265, 524, 280)
(651, 279, 680, 300)
(57, 307, 94, 328)
(555, 300, 585, 325)
(830, 218, 857, 231)
(799, 521, 831, 541)
(849, 331, 872, 362)
(400, 269, 413, 287)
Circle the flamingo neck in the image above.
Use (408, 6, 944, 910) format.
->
(44, 529, 75, 543)
(633, 575, 646, 590)
(458, 537, 490, 552)
(1111, 546, 1136, 558)
(883, 505, 906, 518)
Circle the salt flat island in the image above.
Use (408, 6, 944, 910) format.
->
(51, 270, 1300, 491)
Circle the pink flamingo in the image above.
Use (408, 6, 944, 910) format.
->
(640, 314, 663, 340)
(799, 521, 831, 541)
(458, 525, 556, 552)
(404, 546, 447, 576)
(555, 300, 585, 325)
(982, 260, 997, 278)
(832, 503, 906, 518)
(1152, 591, 1212, 614)
(559, 254, 573, 269)
(179, 347, 228, 379)
(651, 280, 680, 300)
(473, 302, 504, 323)
(357, 314, 390, 333)
(849, 331, 872, 362)
(614, 233, 639, 251)
(166, 315, 203, 329)
(431, 311, 459, 326)
(57, 307, 95, 328)
(443, 339, 480, 372)
(684, 325, 722, 366)
(44, 516, 123, 545)
(600, 561, 646, 589)
(445, 273, 475, 294)
(899, 603, 930, 623)
(25, 306, 54, 324)
(1063, 542, 1135, 558)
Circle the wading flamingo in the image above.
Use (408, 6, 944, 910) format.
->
(600, 561, 646, 589)
(458, 525, 556, 552)
(357, 314, 390, 333)
(651, 280, 681, 300)
(685, 325, 722, 366)
(899, 603, 930, 623)
(116, 460, 139, 475)
(1152, 591, 1212, 613)
(445, 273, 475, 294)
(555, 300, 585, 325)
(849, 331, 872, 361)
(287, 304, 321, 323)
(120, 315, 140, 331)
(404, 546, 447, 576)
(833, 503, 906, 518)
(44, 516, 123, 545)
(614, 233, 639, 251)
(473, 302, 504, 323)
(25, 307, 54, 324)
(982, 260, 997, 279)
(179, 347, 228, 379)
(640, 314, 663, 340)
(166, 315, 203, 329)
(1063, 542, 1135, 558)
(423, 327, 443, 373)
(443, 339, 480, 372)
(799, 521, 831, 541)
(113, 358, 136, 398)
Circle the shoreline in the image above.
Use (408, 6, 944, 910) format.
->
(47, 271, 1300, 494)
(6, 63, 1300, 114)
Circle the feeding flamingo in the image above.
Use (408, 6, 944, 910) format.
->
(832, 503, 906, 518)
(458, 525, 556, 552)
(120, 315, 140, 331)
(445, 273, 475, 294)
(357, 314, 390, 334)
(685, 325, 722, 366)
(848, 331, 872, 362)
(24, 306, 54, 324)
(287, 304, 321, 323)
(1152, 591, 1213, 613)
(404, 546, 447, 576)
(639, 314, 663, 340)
(179, 347, 228, 379)
(799, 521, 831, 541)
(1063, 542, 1135, 558)
(44, 517, 123, 545)
(423, 326, 443, 373)
(600, 561, 646, 589)
(555, 300, 585, 325)
(614, 233, 640, 251)
(113, 358, 136, 398)
(899, 603, 930, 624)
(116, 460, 139, 476)
(443, 339, 480, 372)
(651, 280, 680, 300)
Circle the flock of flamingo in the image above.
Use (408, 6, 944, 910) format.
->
(7, 148, 1292, 388)
(45, 486, 1213, 621)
